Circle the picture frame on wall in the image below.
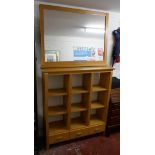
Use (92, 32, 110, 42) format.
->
(45, 50, 60, 62)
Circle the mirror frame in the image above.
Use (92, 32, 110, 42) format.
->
(39, 4, 109, 68)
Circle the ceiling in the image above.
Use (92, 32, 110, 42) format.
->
(34, 0, 120, 12)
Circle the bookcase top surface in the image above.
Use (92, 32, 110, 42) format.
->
(42, 66, 113, 74)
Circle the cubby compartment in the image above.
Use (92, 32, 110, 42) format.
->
(48, 96, 68, 116)
(92, 72, 111, 91)
(90, 109, 105, 126)
(48, 74, 70, 96)
(48, 114, 69, 135)
(72, 73, 91, 94)
(71, 111, 88, 130)
(91, 91, 108, 109)
(71, 94, 88, 112)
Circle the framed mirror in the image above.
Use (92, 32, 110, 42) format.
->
(40, 4, 109, 68)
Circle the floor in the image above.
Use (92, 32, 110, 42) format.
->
(37, 132, 120, 155)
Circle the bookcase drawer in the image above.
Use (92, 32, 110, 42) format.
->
(49, 132, 70, 144)
(70, 128, 89, 139)
(89, 125, 104, 134)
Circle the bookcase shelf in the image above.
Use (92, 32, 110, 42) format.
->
(71, 103, 87, 112)
(90, 107, 105, 125)
(72, 87, 88, 94)
(71, 117, 87, 130)
(49, 120, 69, 136)
(48, 106, 67, 116)
(90, 115, 105, 126)
(48, 88, 67, 96)
(92, 86, 107, 92)
(42, 67, 112, 148)
(92, 72, 111, 90)
(91, 102, 105, 109)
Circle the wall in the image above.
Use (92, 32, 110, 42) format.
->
(34, 1, 120, 137)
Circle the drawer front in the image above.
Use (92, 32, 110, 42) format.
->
(49, 132, 69, 144)
(89, 125, 104, 134)
(70, 128, 89, 139)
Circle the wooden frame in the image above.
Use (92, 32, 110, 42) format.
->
(39, 4, 109, 68)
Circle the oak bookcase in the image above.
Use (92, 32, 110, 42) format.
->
(42, 67, 112, 149)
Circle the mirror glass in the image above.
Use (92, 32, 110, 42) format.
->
(44, 9, 105, 62)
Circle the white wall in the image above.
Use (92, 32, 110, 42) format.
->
(34, 2, 120, 137)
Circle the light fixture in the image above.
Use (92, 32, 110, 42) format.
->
(84, 27, 105, 34)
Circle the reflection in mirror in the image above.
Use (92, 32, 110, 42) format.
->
(44, 9, 105, 62)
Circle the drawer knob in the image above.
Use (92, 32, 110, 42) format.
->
(76, 132, 82, 136)
(95, 128, 99, 132)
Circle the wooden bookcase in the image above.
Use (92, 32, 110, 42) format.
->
(39, 4, 113, 149)
(42, 67, 112, 149)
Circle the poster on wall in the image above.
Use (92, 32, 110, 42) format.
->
(73, 46, 104, 61)
(97, 48, 104, 61)
(73, 46, 96, 61)
(45, 50, 60, 62)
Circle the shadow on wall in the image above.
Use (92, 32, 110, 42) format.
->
(35, 24, 44, 137)
(36, 76, 43, 137)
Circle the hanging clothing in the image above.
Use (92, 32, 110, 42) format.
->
(112, 28, 120, 66)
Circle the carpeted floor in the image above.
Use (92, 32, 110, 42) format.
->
(38, 132, 120, 155)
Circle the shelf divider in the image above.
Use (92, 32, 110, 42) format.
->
(66, 74, 72, 130)
(43, 73, 49, 148)
(83, 73, 93, 125)
(104, 71, 113, 121)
